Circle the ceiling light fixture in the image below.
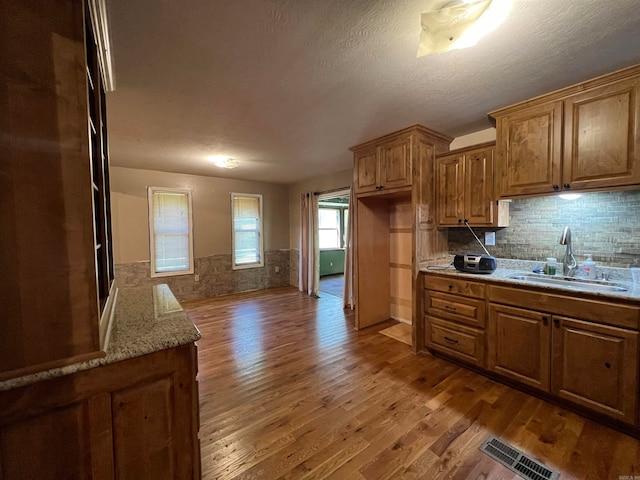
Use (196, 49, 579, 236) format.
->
(417, 0, 511, 57)
(208, 155, 239, 169)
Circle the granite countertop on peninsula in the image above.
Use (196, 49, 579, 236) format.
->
(420, 258, 640, 302)
(0, 284, 201, 392)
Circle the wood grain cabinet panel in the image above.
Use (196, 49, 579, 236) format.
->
(564, 79, 640, 190)
(495, 102, 563, 197)
(426, 316, 485, 367)
(487, 304, 551, 391)
(0, 0, 115, 381)
(492, 66, 640, 198)
(379, 136, 412, 189)
(0, 344, 200, 480)
(354, 147, 378, 193)
(551, 316, 639, 425)
(436, 143, 507, 227)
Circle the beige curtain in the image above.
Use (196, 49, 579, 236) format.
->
(342, 188, 355, 309)
(299, 192, 319, 297)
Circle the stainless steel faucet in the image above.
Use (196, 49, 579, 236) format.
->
(559, 226, 577, 276)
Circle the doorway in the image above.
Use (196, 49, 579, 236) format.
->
(317, 190, 350, 298)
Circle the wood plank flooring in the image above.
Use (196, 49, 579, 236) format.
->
(183, 287, 640, 480)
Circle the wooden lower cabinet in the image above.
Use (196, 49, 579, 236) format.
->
(0, 344, 200, 480)
(487, 304, 550, 391)
(487, 303, 639, 426)
(426, 316, 485, 368)
(552, 316, 639, 424)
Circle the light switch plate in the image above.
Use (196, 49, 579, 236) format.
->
(485, 232, 496, 246)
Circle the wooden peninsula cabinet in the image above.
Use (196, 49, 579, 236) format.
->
(435, 142, 509, 227)
(491, 65, 640, 198)
(1, 2, 203, 478)
(351, 125, 453, 352)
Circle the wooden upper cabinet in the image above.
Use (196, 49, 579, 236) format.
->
(492, 65, 640, 198)
(436, 143, 506, 226)
(379, 136, 412, 189)
(351, 126, 429, 195)
(551, 316, 638, 425)
(436, 154, 464, 225)
(563, 78, 640, 190)
(495, 102, 563, 197)
(354, 147, 378, 193)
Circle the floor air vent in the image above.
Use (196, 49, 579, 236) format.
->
(479, 435, 559, 480)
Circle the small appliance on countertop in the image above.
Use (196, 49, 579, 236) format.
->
(453, 221, 497, 274)
(453, 253, 497, 273)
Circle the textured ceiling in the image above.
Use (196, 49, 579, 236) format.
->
(106, 0, 640, 184)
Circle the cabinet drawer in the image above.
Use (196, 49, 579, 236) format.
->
(488, 284, 640, 330)
(426, 316, 485, 367)
(426, 291, 485, 327)
(424, 275, 485, 299)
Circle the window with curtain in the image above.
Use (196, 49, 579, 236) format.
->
(318, 208, 341, 249)
(231, 193, 264, 269)
(148, 187, 194, 277)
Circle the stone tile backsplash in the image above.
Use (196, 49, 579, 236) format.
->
(115, 250, 290, 302)
(448, 189, 640, 268)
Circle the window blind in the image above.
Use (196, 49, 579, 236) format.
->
(232, 194, 262, 266)
(152, 191, 191, 273)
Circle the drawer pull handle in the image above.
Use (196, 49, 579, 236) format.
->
(444, 336, 459, 344)
(444, 306, 457, 312)
(542, 316, 548, 326)
(553, 318, 560, 327)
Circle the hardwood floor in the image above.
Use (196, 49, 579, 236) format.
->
(183, 287, 640, 480)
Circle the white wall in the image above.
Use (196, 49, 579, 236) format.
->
(449, 127, 496, 150)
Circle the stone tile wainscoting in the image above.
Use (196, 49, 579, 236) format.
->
(449, 190, 640, 268)
(289, 248, 299, 288)
(115, 250, 290, 302)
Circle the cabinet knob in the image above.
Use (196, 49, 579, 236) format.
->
(448, 284, 453, 289)
(458, 219, 462, 223)
(542, 316, 548, 326)
(553, 318, 560, 327)
(553, 184, 560, 191)
(563, 183, 571, 189)
(605, 362, 611, 369)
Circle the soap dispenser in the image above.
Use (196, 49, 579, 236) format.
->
(582, 254, 596, 279)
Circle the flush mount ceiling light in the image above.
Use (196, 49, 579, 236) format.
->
(417, 0, 511, 57)
(208, 155, 239, 169)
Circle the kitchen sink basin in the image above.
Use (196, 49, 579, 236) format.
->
(507, 273, 629, 293)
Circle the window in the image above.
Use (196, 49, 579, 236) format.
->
(148, 187, 194, 277)
(231, 193, 264, 269)
(318, 208, 341, 249)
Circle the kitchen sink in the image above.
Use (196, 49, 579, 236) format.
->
(507, 273, 629, 293)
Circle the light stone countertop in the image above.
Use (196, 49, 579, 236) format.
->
(0, 284, 201, 392)
(420, 258, 640, 302)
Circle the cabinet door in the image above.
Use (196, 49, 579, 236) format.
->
(354, 147, 378, 193)
(436, 154, 464, 226)
(487, 304, 550, 391)
(379, 136, 412, 189)
(496, 101, 563, 197)
(551, 316, 639, 425)
(464, 147, 495, 225)
(563, 79, 640, 191)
